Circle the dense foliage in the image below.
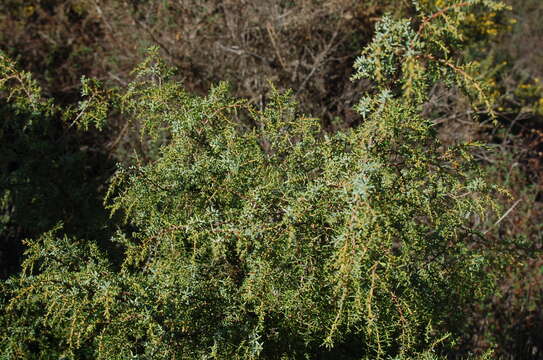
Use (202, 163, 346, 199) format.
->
(0, 53, 114, 278)
(0, 0, 540, 359)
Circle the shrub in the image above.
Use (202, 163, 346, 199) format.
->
(0, 52, 116, 279)
(0, 0, 397, 124)
(1, 0, 515, 359)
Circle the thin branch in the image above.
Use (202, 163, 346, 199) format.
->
(410, 1, 471, 49)
(419, 53, 494, 116)
(483, 198, 522, 234)
(295, 25, 341, 97)
(107, 120, 130, 153)
(266, 22, 287, 70)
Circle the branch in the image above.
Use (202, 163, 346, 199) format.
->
(410, 1, 471, 49)
(483, 198, 522, 234)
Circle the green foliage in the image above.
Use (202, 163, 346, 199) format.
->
(1, 1, 517, 359)
(353, 0, 509, 118)
(0, 52, 114, 278)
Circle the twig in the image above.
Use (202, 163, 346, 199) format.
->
(266, 22, 287, 70)
(295, 25, 341, 97)
(483, 198, 522, 234)
(216, 43, 272, 65)
(127, 7, 175, 62)
(107, 120, 131, 152)
(410, 1, 471, 49)
(419, 53, 493, 116)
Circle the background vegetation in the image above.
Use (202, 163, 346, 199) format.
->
(0, 0, 542, 358)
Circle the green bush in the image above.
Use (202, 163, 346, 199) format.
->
(0, 53, 115, 278)
(1, 1, 516, 358)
